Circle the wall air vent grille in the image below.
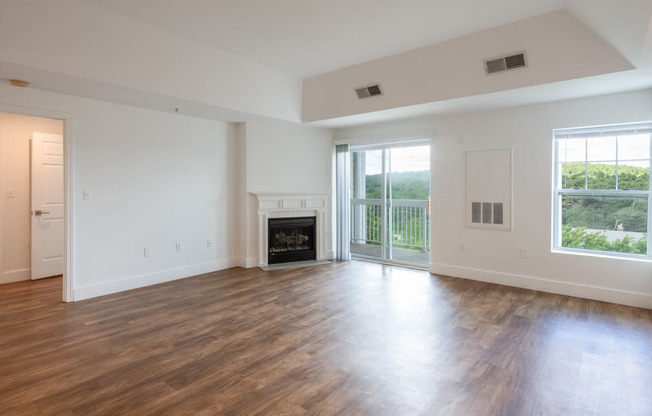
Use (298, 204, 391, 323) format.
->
(505, 53, 526, 69)
(355, 88, 370, 99)
(355, 84, 383, 99)
(484, 52, 526, 75)
(471, 202, 504, 225)
(485, 58, 506, 74)
(367, 85, 382, 96)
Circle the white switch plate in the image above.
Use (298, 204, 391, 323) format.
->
(6, 188, 15, 198)
(144, 247, 151, 257)
(83, 190, 92, 200)
(207, 240, 213, 248)
(176, 243, 182, 252)
(520, 247, 529, 259)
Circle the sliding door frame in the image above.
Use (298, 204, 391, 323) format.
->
(350, 140, 431, 269)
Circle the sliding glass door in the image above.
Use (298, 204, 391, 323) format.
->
(350, 143, 430, 266)
(351, 148, 383, 259)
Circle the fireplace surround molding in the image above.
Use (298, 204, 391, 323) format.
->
(254, 193, 331, 267)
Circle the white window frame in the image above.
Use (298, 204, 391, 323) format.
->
(552, 122, 652, 260)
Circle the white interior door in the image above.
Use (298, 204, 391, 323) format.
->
(31, 132, 64, 279)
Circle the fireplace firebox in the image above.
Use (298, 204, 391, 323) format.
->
(268, 216, 316, 264)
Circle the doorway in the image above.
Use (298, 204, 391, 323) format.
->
(0, 110, 69, 300)
(350, 143, 431, 267)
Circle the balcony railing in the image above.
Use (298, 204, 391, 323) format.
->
(351, 198, 430, 252)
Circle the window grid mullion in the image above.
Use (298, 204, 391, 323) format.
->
(615, 136, 619, 190)
(584, 138, 588, 190)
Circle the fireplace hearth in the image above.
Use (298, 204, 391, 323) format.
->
(268, 216, 316, 264)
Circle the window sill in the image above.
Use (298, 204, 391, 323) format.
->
(552, 247, 652, 263)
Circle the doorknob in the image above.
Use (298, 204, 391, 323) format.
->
(33, 210, 50, 216)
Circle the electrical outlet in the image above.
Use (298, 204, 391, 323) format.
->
(176, 243, 182, 252)
(460, 241, 466, 251)
(520, 247, 529, 259)
(7, 188, 15, 198)
(207, 240, 213, 248)
(144, 247, 152, 257)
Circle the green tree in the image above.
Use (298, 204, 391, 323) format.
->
(561, 225, 647, 255)
(561, 163, 649, 191)
(560, 163, 649, 234)
(365, 170, 430, 199)
(359, 171, 431, 250)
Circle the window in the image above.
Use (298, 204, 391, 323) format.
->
(553, 122, 651, 259)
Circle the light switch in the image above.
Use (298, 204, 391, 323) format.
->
(6, 188, 15, 198)
(83, 190, 92, 200)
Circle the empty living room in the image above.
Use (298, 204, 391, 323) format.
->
(1, 1, 651, 415)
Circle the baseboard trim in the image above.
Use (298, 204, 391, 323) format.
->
(1, 268, 31, 284)
(429, 263, 652, 309)
(73, 259, 234, 301)
(233, 256, 259, 268)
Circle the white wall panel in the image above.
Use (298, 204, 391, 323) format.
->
(0, 84, 239, 299)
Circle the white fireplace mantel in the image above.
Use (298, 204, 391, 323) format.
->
(254, 192, 331, 267)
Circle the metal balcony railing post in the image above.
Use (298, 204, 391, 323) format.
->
(422, 205, 427, 252)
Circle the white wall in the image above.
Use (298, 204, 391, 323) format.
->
(231, 123, 249, 269)
(243, 119, 334, 266)
(246, 120, 333, 194)
(0, 83, 336, 300)
(0, 0, 301, 123)
(0, 84, 239, 300)
(302, 10, 633, 123)
(336, 88, 652, 308)
(0, 114, 64, 283)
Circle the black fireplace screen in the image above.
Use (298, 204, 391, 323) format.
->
(268, 216, 316, 264)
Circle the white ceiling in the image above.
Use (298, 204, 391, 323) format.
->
(82, 0, 567, 78)
(4, 0, 651, 128)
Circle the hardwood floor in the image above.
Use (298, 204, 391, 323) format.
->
(1, 261, 651, 415)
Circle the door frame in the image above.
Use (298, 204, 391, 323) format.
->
(0, 103, 74, 302)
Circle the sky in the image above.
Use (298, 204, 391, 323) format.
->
(363, 145, 430, 175)
(559, 134, 650, 166)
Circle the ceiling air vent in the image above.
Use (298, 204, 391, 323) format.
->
(484, 52, 527, 75)
(356, 84, 383, 99)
